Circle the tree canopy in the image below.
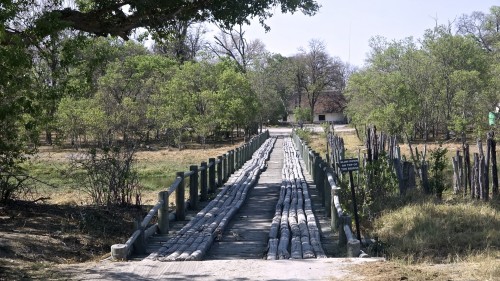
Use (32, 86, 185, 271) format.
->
(2, 0, 319, 43)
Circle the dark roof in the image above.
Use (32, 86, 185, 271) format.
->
(288, 90, 346, 114)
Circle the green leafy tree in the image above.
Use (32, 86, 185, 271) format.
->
(248, 54, 294, 130)
(97, 54, 177, 144)
(3, 1, 319, 42)
(292, 39, 345, 121)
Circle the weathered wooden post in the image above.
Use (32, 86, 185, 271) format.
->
(308, 149, 314, 174)
(134, 219, 146, 255)
(463, 144, 471, 196)
(244, 143, 249, 161)
(473, 153, 479, 199)
(217, 156, 223, 187)
(324, 166, 332, 217)
(223, 153, 228, 182)
(316, 156, 325, 206)
(491, 135, 498, 197)
(311, 152, 318, 185)
(226, 149, 234, 175)
(209, 158, 216, 193)
(347, 239, 361, 258)
(478, 139, 486, 200)
(158, 191, 169, 234)
(339, 214, 350, 247)
(189, 165, 199, 210)
(200, 161, 208, 201)
(235, 147, 240, 170)
(176, 172, 185, 220)
(331, 186, 341, 230)
(111, 244, 128, 260)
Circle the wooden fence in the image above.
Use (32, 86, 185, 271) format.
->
(111, 131, 270, 260)
(291, 131, 362, 257)
(451, 131, 499, 200)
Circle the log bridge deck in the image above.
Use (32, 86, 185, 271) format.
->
(139, 136, 336, 262)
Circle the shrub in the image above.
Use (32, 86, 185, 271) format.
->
(68, 146, 141, 206)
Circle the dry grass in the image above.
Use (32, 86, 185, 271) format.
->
(345, 258, 500, 281)
(24, 142, 243, 206)
(373, 200, 500, 262)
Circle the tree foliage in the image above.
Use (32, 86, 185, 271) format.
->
(346, 16, 498, 141)
(3, 0, 319, 42)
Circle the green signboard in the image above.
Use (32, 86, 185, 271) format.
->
(489, 112, 496, 126)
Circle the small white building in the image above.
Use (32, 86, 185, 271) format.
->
(284, 90, 347, 124)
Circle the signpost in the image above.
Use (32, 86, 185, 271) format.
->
(338, 158, 361, 242)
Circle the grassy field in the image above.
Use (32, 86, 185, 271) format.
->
(22, 142, 243, 205)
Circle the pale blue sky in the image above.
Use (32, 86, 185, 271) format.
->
(240, 0, 500, 67)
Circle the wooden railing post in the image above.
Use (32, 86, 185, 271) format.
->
(339, 214, 350, 247)
(302, 142, 307, 166)
(244, 144, 249, 162)
(189, 165, 199, 210)
(331, 187, 341, 231)
(200, 161, 208, 201)
(158, 191, 169, 234)
(316, 157, 325, 206)
(324, 167, 332, 217)
(209, 158, 216, 192)
(309, 150, 314, 174)
(230, 150, 235, 174)
(176, 172, 185, 221)
(235, 147, 240, 169)
(134, 219, 146, 255)
(217, 156, 223, 187)
(223, 153, 228, 182)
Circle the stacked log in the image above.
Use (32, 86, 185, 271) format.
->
(267, 137, 326, 260)
(147, 137, 276, 261)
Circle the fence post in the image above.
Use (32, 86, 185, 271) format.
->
(217, 156, 223, 187)
(339, 214, 350, 247)
(134, 219, 146, 255)
(209, 158, 216, 193)
(331, 187, 340, 231)
(189, 165, 199, 210)
(230, 150, 235, 174)
(200, 161, 208, 201)
(176, 172, 185, 221)
(158, 191, 169, 234)
(309, 150, 314, 175)
(317, 159, 325, 207)
(245, 143, 250, 161)
(311, 150, 316, 181)
(235, 147, 240, 170)
(324, 167, 332, 218)
(224, 153, 229, 182)
(347, 239, 361, 258)
(302, 141, 306, 163)
(242, 143, 247, 162)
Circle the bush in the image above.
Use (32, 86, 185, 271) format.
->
(68, 146, 141, 206)
(295, 128, 312, 143)
(429, 146, 448, 199)
(339, 152, 399, 224)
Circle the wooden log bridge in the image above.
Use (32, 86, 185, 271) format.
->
(267, 137, 326, 259)
(147, 137, 276, 261)
(113, 131, 341, 262)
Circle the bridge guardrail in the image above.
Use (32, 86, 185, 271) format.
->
(111, 130, 270, 260)
(291, 130, 361, 257)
